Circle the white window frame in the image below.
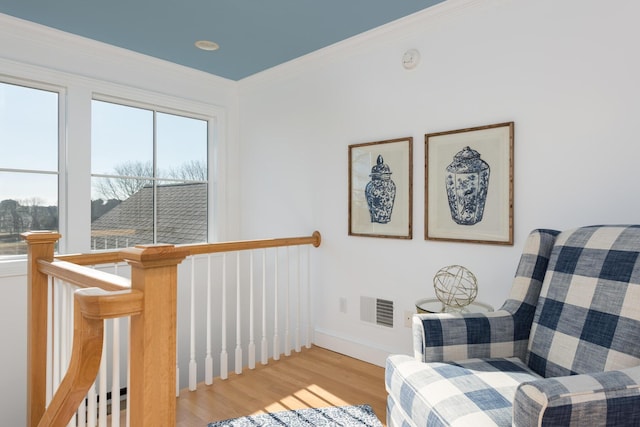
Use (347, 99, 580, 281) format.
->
(0, 59, 226, 275)
(90, 93, 215, 248)
(0, 75, 67, 261)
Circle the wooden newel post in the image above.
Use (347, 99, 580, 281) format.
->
(121, 244, 188, 426)
(21, 231, 61, 427)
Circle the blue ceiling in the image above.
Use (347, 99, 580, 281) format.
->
(0, 0, 445, 80)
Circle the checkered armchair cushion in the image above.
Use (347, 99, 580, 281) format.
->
(386, 225, 640, 427)
(527, 225, 640, 377)
(414, 229, 560, 363)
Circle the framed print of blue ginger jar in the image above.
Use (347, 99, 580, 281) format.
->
(445, 146, 490, 225)
(425, 122, 513, 245)
(365, 155, 396, 224)
(348, 137, 413, 239)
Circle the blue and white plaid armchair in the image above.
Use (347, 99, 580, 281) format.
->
(386, 225, 640, 426)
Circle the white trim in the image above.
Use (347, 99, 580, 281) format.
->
(0, 259, 27, 278)
(313, 328, 396, 367)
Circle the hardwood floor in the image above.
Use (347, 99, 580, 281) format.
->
(175, 346, 387, 426)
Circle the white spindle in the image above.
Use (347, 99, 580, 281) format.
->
(306, 245, 312, 348)
(205, 254, 213, 385)
(127, 316, 131, 427)
(220, 253, 228, 379)
(295, 246, 301, 353)
(69, 285, 77, 427)
(46, 277, 53, 404)
(176, 358, 180, 397)
(86, 382, 97, 427)
(261, 249, 268, 365)
(52, 282, 62, 391)
(175, 263, 180, 397)
(284, 248, 291, 357)
(77, 399, 87, 427)
(235, 252, 243, 374)
(112, 317, 121, 427)
(248, 251, 256, 369)
(98, 328, 107, 427)
(273, 249, 280, 361)
(189, 256, 197, 391)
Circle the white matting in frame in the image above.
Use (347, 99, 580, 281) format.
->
(425, 122, 513, 245)
(349, 137, 413, 239)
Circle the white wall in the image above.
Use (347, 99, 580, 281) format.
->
(0, 13, 240, 426)
(3, 0, 640, 423)
(237, 0, 640, 364)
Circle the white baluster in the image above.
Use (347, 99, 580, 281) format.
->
(248, 251, 256, 369)
(176, 357, 180, 397)
(66, 283, 77, 427)
(77, 399, 87, 427)
(175, 257, 181, 396)
(295, 246, 301, 353)
(52, 281, 62, 391)
(98, 326, 107, 427)
(112, 317, 121, 427)
(306, 246, 312, 348)
(235, 252, 243, 374)
(87, 382, 97, 427)
(284, 247, 291, 357)
(46, 277, 53, 404)
(189, 256, 197, 391)
(127, 316, 131, 427)
(261, 249, 268, 365)
(273, 249, 280, 361)
(220, 253, 228, 379)
(205, 254, 213, 385)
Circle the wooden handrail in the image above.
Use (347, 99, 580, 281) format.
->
(185, 230, 322, 255)
(57, 230, 322, 265)
(36, 289, 143, 427)
(37, 260, 130, 291)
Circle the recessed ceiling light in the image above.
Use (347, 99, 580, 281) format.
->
(195, 40, 219, 51)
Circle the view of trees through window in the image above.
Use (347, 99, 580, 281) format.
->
(0, 81, 211, 257)
(91, 100, 209, 250)
(0, 81, 59, 256)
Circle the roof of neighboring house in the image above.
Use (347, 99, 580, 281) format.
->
(91, 183, 207, 249)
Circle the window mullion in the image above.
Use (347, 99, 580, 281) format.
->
(152, 110, 158, 244)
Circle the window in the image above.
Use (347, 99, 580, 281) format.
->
(91, 99, 208, 250)
(0, 81, 60, 256)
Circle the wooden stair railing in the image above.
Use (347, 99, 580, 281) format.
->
(37, 287, 143, 427)
(23, 231, 188, 427)
(24, 230, 322, 427)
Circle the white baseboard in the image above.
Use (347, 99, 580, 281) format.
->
(312, 328, 394, 367)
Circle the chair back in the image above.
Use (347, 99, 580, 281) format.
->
(527, 225, 640, 378)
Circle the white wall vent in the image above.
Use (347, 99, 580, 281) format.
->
(360, 296, 394, 328)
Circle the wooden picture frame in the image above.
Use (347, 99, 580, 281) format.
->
(349, 137, 413, 239)
(425, 122, 513, 245)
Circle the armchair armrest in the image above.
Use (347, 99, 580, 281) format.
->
(513, 366, 640, 427)
(413, 307, 531, 363)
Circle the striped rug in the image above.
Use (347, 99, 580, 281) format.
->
(208, 404, 383, 427)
